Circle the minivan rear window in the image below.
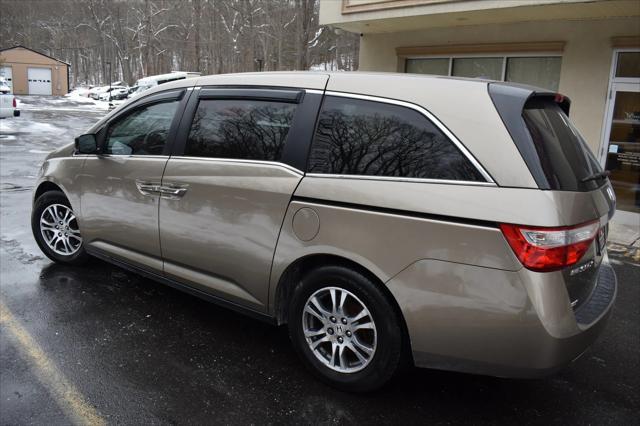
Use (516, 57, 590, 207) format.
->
(308, 96, 484, 182)
(522, 98, 604, 191)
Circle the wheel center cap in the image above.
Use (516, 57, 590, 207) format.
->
(335, 325, 344, 335)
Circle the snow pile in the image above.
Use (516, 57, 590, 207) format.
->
(0, 119, 61, 134)
(12, 93, 111, 112)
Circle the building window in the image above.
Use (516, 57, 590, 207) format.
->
(406, 55, 562, 91)
(406, 58, 449, 76)
(452, 57, 503, 80)
(615, 51, 640, 78)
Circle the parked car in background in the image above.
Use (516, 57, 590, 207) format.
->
(0, 76, 13, 93)
(112, 87, 132, 100)
(128, 71, 200, 97)
(31, 72, 617, 392)
(68, 86, 94, 97)
(127, 86, 140, 97)
(0, 79, 19, 118)
(98, 86, 129, 101)
(88, 86, 109, 100)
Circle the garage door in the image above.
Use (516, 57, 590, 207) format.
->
(0, 66, 13, 92)
(28, 67, 52, 95)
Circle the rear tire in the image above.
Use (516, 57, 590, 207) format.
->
(32, 191, 89, 265)
(288, 265, 402, 392)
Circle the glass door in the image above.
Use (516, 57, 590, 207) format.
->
(602, 51, 640, 214)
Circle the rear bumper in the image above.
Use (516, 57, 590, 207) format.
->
(387, 260, 617, 378)
(574, 264, 616, 326)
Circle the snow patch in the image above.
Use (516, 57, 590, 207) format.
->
(0, 120, 61, 134)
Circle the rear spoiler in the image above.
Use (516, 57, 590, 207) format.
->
(488, 82, 571, 190)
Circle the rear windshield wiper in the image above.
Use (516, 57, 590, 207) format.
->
(581, 170, 610, 183)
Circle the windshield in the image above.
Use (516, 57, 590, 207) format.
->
(523, 98, 604, 191)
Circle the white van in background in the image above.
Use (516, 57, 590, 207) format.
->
(0, 77, 19, 119)
(128, 71, 201, 97)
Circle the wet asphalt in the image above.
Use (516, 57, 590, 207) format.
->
(1, 97, 639, 425)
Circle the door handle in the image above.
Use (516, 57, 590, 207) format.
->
(160, 183, 188, 200)
(135, 180, 162, 196)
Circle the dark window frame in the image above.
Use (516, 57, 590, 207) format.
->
(171, 86, 323, 171)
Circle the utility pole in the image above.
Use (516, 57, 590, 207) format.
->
(106, 61, 112, 102)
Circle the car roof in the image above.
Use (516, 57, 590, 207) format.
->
(140, 71, 498, 93)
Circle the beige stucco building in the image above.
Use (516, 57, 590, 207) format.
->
(0, 46, 69, 96)
(321, 0, 640, 221)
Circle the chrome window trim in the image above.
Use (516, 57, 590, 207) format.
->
(322, 90, 495, 183)
(168, 156, 304, 176)
(305, 89, 324, 95)
(74, 153, 169, 159)
(97, 154, 169, 159)
(305, 173, 496, 187)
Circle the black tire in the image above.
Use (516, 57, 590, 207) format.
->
(31, 190, 89, 265)
(289, 265, 403, 392)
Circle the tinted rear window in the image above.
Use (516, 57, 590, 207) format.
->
(308, 96, 484, 182)
(523, 98, 603, 191)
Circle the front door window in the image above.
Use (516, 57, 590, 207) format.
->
(105, 100, 179, 155)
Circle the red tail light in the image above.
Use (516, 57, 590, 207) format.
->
(12, 97, 16, 108)
(500, 221, 599, 272)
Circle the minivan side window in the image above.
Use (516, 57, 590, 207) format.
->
(104, 100, 179, 155)
(308, 96, 484, 181)
(185, 99, 297, 161)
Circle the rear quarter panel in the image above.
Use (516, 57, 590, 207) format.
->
(269, 177, 525, 315)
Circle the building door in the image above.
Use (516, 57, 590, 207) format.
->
(601, 50, 640, 219)
(0, 66, 13, 92)
(27, 67, 52, 95)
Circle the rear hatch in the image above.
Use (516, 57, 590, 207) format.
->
(490, 83, 616, 309)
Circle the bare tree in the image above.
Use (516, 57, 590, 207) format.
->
(0, 0, 360, 87)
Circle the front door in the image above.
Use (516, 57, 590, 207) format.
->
(159, 87, 322, 312)
(602, 50, 640, 216)
(80, 90, 185, 272)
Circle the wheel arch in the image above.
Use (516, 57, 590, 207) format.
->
(34, 180, 65, 201)
(33, 180, 81, 224)
(273, 253, 413, 360)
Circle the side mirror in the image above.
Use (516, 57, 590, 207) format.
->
(75, 134, 98, 154)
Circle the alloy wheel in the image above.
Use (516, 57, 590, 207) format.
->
(40, 204, 82, 256)
(302, 286, 377, 373)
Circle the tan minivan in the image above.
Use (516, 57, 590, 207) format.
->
(32, 72, 617, 391)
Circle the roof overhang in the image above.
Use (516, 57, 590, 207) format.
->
(320, 0, 640, 34)
(0, 45, 70, 66)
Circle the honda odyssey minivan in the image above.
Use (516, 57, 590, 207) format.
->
(32, 72, 617, 391)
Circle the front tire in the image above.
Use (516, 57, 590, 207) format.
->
(289, 265, 402, 392)
(32, 191, 89, 265)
